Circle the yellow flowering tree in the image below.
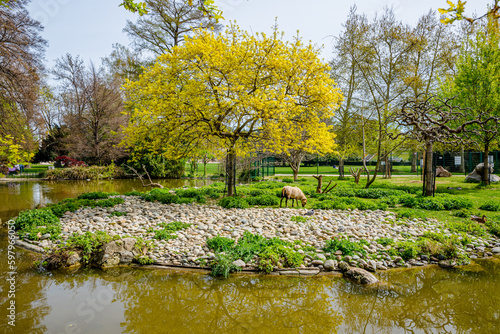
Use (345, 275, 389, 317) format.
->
(0, 135, 33, 176)
(123, 24, 342, 196)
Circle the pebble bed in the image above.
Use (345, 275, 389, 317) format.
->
(33, 195, 500, 272)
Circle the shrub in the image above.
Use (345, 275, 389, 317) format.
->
(445, 220, 487, 236)
(246, 194, 279, 206)
(258, 244, 304, 273)
(396, 209, 427, 220)
(78, 191, 115, 200)
(376, 237, 394, 246)
(393, 241, 420, 260)
(14, 208, 59, 231)
(207, 235, 235, 253)
(479, 200, 500, 212)
(323, 237, 369, 256)
(64, 231, 115, 265)
(282, 178, 293, 183)
(218, 197, 249, 209)
(210, 253, 241, 278)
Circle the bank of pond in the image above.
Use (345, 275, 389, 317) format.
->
(6, 177, 500, 280)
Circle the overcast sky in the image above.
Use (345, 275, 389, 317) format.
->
(28, 0, 491, 69)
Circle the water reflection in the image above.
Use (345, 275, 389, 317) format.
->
(0, 179, 215, 222)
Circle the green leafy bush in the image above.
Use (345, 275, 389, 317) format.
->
(14, 208, 59, 231)
(246, 194, 279, 206)
(207, 235, 235, 253)
(323, 237, 369, 256)
(218, 197, 249, 209)
(64, 231, 116, 265)
(479, 200, 500, 212)
(376, 237, 394, 246)
(78, 191, 116, 200)
(282, 178, 294, 183)
(258, 244, 305, 273)
(210, 253, 241, 278)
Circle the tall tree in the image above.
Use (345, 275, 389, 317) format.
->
(53, 55, 128, 164)
(442, 17, 500, 184)
(0, 0, 46, 154)
(124, 0, 222, 57)
(123, 24, 342, 196)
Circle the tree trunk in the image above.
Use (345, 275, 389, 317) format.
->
(423, 141, 434, 197)
(411, 151, 417, 173)
(226, 151, 237, 196)
(338, 158, 345, 179)
(483, 142, 490, 185)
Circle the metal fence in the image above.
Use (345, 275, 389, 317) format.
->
(250, 157, 275, 178)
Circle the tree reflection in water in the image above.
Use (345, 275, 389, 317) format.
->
(109, 271, 342, 333)
(332, 259, 500, 334)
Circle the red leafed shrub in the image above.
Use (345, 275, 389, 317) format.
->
(55, 156, 86, 168)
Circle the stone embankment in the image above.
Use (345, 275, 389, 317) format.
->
(18, 195, 500, 278)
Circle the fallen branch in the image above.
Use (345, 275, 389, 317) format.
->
(124, 164, 164, 189)
(313, 175, 337, 194)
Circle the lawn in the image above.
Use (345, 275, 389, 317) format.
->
(273, 164, 431, 176)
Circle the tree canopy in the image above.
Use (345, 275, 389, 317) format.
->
(122, 24, 342, 195)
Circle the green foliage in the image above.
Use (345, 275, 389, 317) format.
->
(218, 196, 249, 209)
(210, 253, 241, 278)
(136, 255, 155, 265)
(323, 237, 369, 256)
(445, 220, 487, 236)
(282, 178, 294, 183)
(258, 244, 305, 273)
(376, 237, 394, 246)
(77, 191, 116, 200)
(290, 216, 308, 223)
(153, 221, 191, 240)
(479, 200, 500, 212)
(124, 190, 144, 196)
(130, 154, 185, 178)
(14, 208, 59, 231)
(110, 211, 127, 217)
(313, 196, 381, 211)
(393, 241, 420, 261)
(246, 194, 279, 206)
(207, 232, 304, 276)
(396, 209, 427, 220)
(64, 231, 115, 265)
(45, 165, 125, 180)
(48, 197, 124, 217)
(206, 235, 235, 253)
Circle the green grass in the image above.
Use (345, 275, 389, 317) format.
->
(274, 164, 423, 176)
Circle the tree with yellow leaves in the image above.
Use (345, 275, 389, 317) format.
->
(123, 23, 342, 196)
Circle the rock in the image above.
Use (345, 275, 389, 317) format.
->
(466, 163, 500, 183)
(40, 233, 51, 240)
(232, 259, 246, 268)
(311, 260, 324, 266)
(323, 260, 337, 271)
(439, 260, 456, 269)
(436, 166, 452, 177)
(96, 238, 137, 268)
(66, 251, 82, 267)
(316, 253, 326, 261)
(491, 247, 500, 254)
(339, 261, 378, 285)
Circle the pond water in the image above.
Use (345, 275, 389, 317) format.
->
(1, 180, 499, 333)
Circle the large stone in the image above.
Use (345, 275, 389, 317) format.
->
(66, 251, 83, 267)
(436, 166, 452, 177)
(491, 247, 500, 254)
(323, 260, 337, 271)
(232, 259, 246, 268)
(96, 239, 138, 268)
(339, 261, 378, 285)
(466, 163, 500, 183)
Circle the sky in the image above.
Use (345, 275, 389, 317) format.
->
(27, 0, 491, 69)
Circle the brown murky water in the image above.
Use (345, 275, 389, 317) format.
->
(1, 180, 499, 333)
